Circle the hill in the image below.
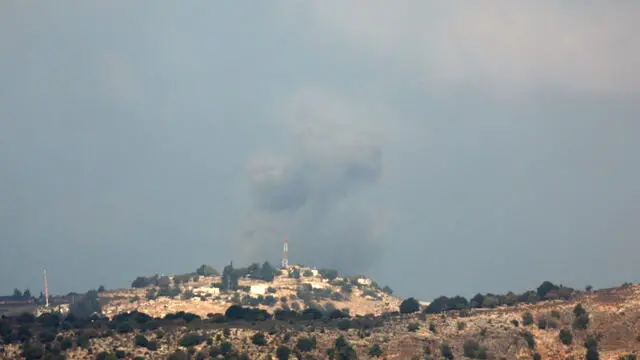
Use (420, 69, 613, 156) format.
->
(1, 264, 640, 360)
(100, 264, 402, 320)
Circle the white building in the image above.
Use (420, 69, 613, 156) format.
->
(193, 287, 220, 296)
(250, 284, 268, 295)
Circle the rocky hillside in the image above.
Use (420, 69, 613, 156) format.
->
(3, 283, 640, 359)
(100, 265, 402, 320)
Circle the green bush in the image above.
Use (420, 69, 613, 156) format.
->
(559, 329, 573, 345)
(178, 333, 204, 347)
(407, 322, 420, 332)
(441, 343, 454, 360)
(135, 334, 149, 347)
(523, 331, 536, 349)
(522, 312, 534, 326)
(276, 345, 291, 360)
(574, 304, 587, 317)
(252, 333, 267, 346)
(296, 337, 315, 352)
(399, 297, 420, 314)
(573, 314, 589, 330)
(368, 344, 383, 357)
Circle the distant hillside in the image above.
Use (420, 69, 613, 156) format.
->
(100, 263, 402, 320)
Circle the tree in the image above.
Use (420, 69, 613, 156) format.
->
(573, 304, 587, 317)
(573, 314, 589, 330)
(399, 297, 420, 314)
(559, 329, 573, 345)
(276, 345, 291, 360)
(319, 269, 339, 280)
(221, 263, 239, 291)
(382, 285, 393, 295)
(441, 343, 454, 360)
(261, 262, 276, 282)
(522, 312, 534, 326)
(178, 333, 204, 347)
(252, 333, 267, 346)
(97, 285, 106, 293)
(296, 337, 315, 352)
(368, 344, 383, 358)
(70, 290, 101, 318)
(13, 288, 22, 298)
(131, 277, 151, 288)
(196, 264, 219, 276)
(23, 289, 31, 298)
(537, 281, 560, 299)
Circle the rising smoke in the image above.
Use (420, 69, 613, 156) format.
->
(241, 88, 387, 275)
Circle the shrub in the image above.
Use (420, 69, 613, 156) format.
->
(252, 333, 267, 346)
(522, 312, 534, 326)
(523, 331, 536, 349)
(559, 329, 573, 345)
(407, 323, 420, 332)
(533, 353, 542, 360)
(586, 348, 600, 360)
(574, 304, 587, 317)
(537, 316, 548, 330)
(146, 341, 158, 351)
(441, 343, 454, 360)
(178, 333, 204, 347)
(399, 297, 420, 314)
(457, 321, 466, 331)
(337, 319, 351, 330)
(511, 319, 519, 327)
(573, 314, 589, 330)
(134, 334, 149, 348)
(547, 318, 558, 329)
(620, 355, 637, 360)
(550, 310, 561, 319)
(296, 337, 315, 352)
(168, 350, 189, 360)
(428, 323, 437, 333)
(276, 345, 291, 360)
(369, 344, 383, 357)
(463, 339, 481, 358)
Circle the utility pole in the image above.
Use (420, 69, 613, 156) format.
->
(43, 268, 49, 308)
(281, 236, 289, 269)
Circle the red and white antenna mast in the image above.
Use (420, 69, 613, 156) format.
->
(43, 268, 49, 308)
(281, 236, 289, 269)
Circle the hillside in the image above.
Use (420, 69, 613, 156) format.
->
(2, 284, 640, 359)
(99, 264, 402, 320)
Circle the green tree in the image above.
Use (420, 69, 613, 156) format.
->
(441, 343, 454, 360)
(296, 337, 315, 352)
(70, 290, 101, 318)
(319, 269, 339, 280)
(252, 333, 267, 346)
(276, 345, 291, 360)
(522, 312, 534, 326)
(574, 303, 587, 317)
(559, 329, 573, 345)
(368, 344, 383, 358)
(573, 314, 589, 330)
(261, 261, 276, 282)
(381, 285, 393, 295)
(221, 263, 239, 291)
(13, 288, 22, 298)
(196, 264, 219, 276)
(399, 297, 420, 314)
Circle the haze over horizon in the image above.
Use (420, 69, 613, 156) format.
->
(1, 2, 639, 300)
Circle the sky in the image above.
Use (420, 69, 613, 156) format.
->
(1, 1, 639, 300)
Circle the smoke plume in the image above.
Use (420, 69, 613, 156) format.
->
(241, 88, 387, 275)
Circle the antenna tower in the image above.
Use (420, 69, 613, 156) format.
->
(281, 236, 289, 269)
(43, 268, 49, 308)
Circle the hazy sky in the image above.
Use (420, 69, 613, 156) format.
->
(1, 2, 639, 300)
